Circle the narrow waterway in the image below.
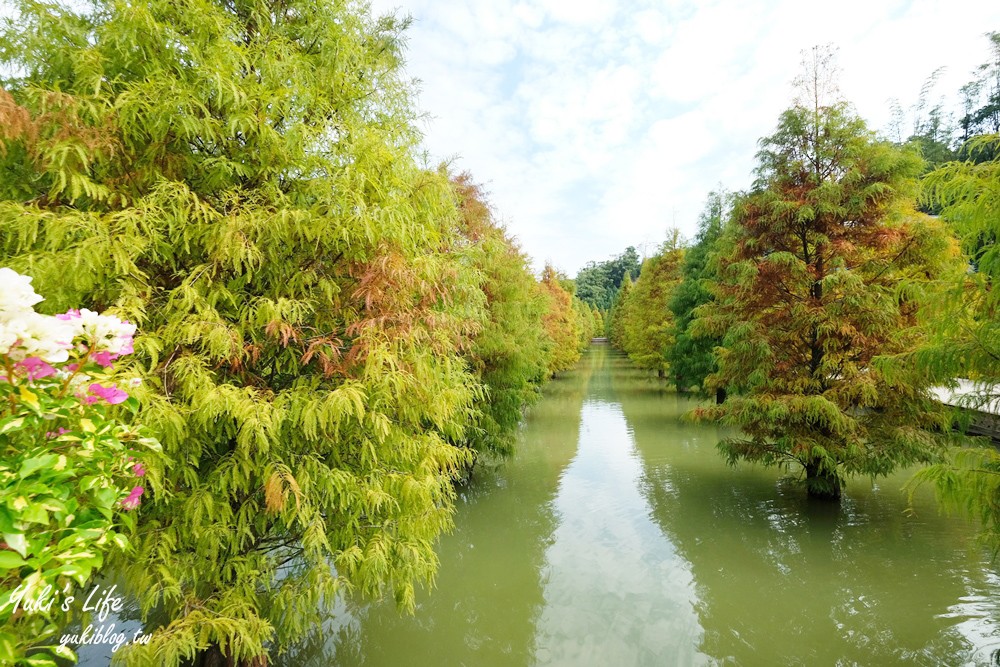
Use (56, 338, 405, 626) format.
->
(295, 344, 1000, 665)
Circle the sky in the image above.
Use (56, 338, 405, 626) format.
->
(365, 0, 1000, 275)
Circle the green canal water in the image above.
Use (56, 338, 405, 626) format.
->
(278, 344, 1000, 666)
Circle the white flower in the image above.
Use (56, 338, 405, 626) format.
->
(4, 312, 76, 363)
(72, 309, 137, 354)
(0, 268, 44, 318)
(65, 371, 92, 390)
(0, 321, 17, 355)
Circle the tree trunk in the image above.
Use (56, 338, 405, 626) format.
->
(804, 460, 842, 501)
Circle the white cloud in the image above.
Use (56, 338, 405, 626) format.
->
(538, 0, 619, 26)
(370, 0, 1000, 274)
(513, 2, 545, 29)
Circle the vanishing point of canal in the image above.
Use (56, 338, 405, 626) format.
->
(283, 344, 1000, 666)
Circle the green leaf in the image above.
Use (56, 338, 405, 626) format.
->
(122, 396, 140, 415)
(0, 417, 25, 435)
(24, 656, 60, 667)
(0, 550, 26, 569)
(0, 633, 15, 662)
(3, 533, 27, 558)
(18, 455, 59, 480)
(0, 507, 16, 534)
(20, 503, 48, 525)
(111, 533, 129, 551)
(51, 644, 78, 662)
(92, 487, 117, 511)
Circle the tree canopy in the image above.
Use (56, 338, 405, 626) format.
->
(538, 265, 589, 375)
(0, 0, 564, 664)
(668, 192, 730, 394)
(451, 173, 552, 459)
(692, 59, 964, 499)
(618, 236, 684, 377)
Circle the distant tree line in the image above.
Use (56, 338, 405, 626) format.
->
(890, 31, 1000, 169)
(574, 246, 642, 312)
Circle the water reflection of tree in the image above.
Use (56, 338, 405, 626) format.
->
(274, 347, 598, 666)
(614, 362, 1000, 666)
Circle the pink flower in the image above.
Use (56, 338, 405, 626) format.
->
(132, 462, 146, 477)
(55, 309, 81, 321)
(117, 335, 134, 356)
(121, 486, 144, 510)
(16, 356, 56, 380)
(84, 382, 129, 405)
(45, 427, 70, 439)
(91, 350, 118, 368)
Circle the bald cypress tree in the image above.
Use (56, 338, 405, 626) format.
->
(0, 0, 490, 664)
(621, 239, 684, 377)
(539, 265, 582, 375)
(592, 306, 605, 337)
(669, 192, 729, 393)
(451, 173, 550, 459)
(693, 50, 964, 500)
(607, 275, 633, 349)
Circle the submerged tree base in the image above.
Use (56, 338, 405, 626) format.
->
(804, 463, 843, 502)
(188, 644, 269, 667)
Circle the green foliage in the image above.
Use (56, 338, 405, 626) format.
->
(607, 276, 632, 350)
(693, 82, 965, 500)
(591, 306, 604, 338)
(0, 284, 161, 667)
(669, 192, 730, 392)
(572, 296, 596, 353)
(920, 134, 1000, 375)
(909, 446, 1000, 556)
(450, 173, 550, 459)
(0, 380, 140, 667)
(539, 265, 584, 375)
(574, 246, 641, 311)
(0, 0, 498, 664)
(619, 237, 684, 376)
(914, 133, 1000, 548)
